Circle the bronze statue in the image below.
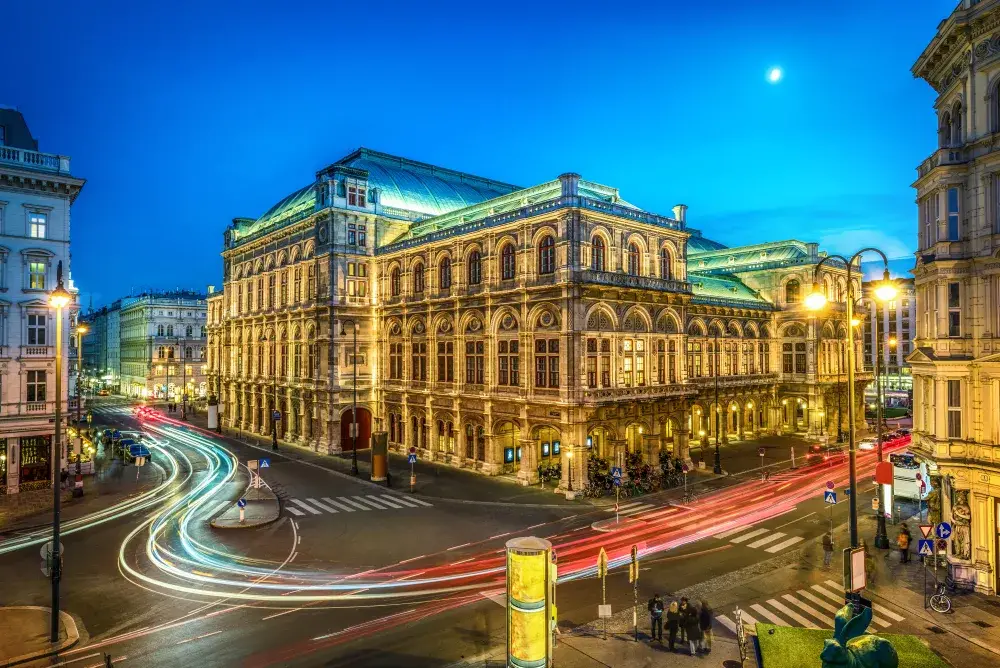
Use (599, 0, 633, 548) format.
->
(820, 603, 898, 668)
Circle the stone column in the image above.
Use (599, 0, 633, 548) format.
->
(517, 437, 538, 485)
(481, 433, 500, 475)
(737, 407, 745, 441)
(675, 428, 692, 466)
(559, 444, 587, 498)
(641, 434, 658, 465)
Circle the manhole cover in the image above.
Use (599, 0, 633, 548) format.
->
(972, 620, 993, 629)
(927, 625, 946, 634)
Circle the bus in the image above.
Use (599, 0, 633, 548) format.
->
(890, 452, 930, 501)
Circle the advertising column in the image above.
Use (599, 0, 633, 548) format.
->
(506, 536, 554, 668)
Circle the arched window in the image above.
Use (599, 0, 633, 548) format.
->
(413, 263, 425, 293)
(468, 250, 482, 285)
(627, 242, 641, 276)
(440, 257, 452, 289)
(167, 325, 174, 337)
(157, 346, 165, 359)
(591, 236, 605, 271)
(940, 111, 952, 147)
(185, 346, 192, 359)
(785, 279, 801, 303)
(157, 324, 164, 336)
(390, 267, 400, 296)
(538, 236, 555, 274)
(951, 102, 963, 146)
(186, 325, 192, 337)
(501, 243, 516, 281)
(660, 247, 672, 279)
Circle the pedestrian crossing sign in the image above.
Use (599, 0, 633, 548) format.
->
(918, 539, 934, 557)
(408, 453, 417, 464)
(824, 490, 837, 504)
(260, 458, 270, 468)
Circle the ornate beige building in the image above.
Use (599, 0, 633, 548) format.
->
(911, 0, 1000, 595)
(208, 148, 867, 489)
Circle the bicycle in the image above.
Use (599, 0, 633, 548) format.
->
(929, 583, 952, 614)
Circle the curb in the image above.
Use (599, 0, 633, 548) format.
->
(0, 607, 79, 667)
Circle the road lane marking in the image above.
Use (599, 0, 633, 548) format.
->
(739, 610, 760, 628)
(764, 536, 804, 553)
(782, 594, 832, 625)
(751, 603, 788, 626)
(809, 584, 889, 627)
(339, 497, 372, 511)
(730, 528, 769, 543)
(321, 497, 356, 512)
(746, 532, 786, 549)
(373, 495, 405, 508)
(305, 498, 338, 513)
(767, 598, 818, 628)
(351, 496, 389, 509)
(387, 495, 421, 508)
(797, 589, 841, 615)
(290, 499, 322, 515)
(405, 495, 434, 507)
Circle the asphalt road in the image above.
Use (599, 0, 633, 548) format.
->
(1, 401, 901, 668)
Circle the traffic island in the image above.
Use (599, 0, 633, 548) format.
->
(210, 484, 280, 529)
(0, 606, 80, 667)
(755, 623, 947, 667)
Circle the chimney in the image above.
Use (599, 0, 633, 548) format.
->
(558, 173, 581, 197)
(207, 285, 216, 294)
(672, 204, 688, 224)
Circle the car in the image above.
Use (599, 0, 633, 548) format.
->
(858, 438, 877, 451)
(97, 389, 110, 396)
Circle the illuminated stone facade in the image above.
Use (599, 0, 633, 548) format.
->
(209, 148, 867, 488)
(911, 0, 1000, 595)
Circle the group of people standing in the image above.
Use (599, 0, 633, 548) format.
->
(647, 594, 712, 655)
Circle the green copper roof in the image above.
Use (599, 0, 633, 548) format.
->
(339, 148, 521, 218)
(687, 231, 727, 253)
(687, 240, 824, 275)
(688, 273, 772, 307)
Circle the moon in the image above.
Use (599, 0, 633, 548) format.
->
(768, 67, 783, 84)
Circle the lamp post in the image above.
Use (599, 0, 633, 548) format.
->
(806, 249, 897, 597)
(567, 448, 573, 492)
(73, 323, 88, 498)
(48, 262, 71, 643)
(340, 320, 360, 475)
(713, 329, 722, 474)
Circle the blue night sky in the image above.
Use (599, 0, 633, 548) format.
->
(4, 0, 954, 306)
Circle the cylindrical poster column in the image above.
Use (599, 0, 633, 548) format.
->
(507, 536, 553, 668)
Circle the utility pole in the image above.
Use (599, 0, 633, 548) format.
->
(48, 263, 71, 642)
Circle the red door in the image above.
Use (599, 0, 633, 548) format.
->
(340, 407, 372, 451)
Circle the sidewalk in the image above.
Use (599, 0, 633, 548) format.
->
(174, 409, 583, 507)
(0, 606, 80, 666)
(0, 457, 164, 534)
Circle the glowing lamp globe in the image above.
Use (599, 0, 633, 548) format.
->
(805, 283, 828, 311)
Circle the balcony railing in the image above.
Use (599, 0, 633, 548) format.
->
(580, 269, 692, 294)
(21, 345, 53, 357)
(0, 146, 71, 174)
(583, 383, 695, 404)
(688, 373, 779, 388)
(916, 147, 967, 178)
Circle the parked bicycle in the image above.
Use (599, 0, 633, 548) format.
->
(929, 583, 952, 614)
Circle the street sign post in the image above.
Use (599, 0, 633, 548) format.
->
(611, 467, 623, 523)
(408, 453, 417, 464)
(630, 545, 639, 641)
(935, 523, 953, 540)
(824, 490, 837, 504)
(826, 480, 835, 490)
(238, 497, 246, 524)
(409, 447, 417, 492)
(597, 547, 609, 640)
(871, 497, 879, 511)
(272, 410, 281, 422)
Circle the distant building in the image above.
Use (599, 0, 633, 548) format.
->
(911, 0, 1000, 596)
(80, 300, 120, 391)
(119, 292, 208, 400)
(0, 107, 85, 495)
(861, 278, 915, 398)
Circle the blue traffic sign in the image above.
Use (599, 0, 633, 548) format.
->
(935, 522, 952, 540)
(843, 488, 852, 496)
(408, 453, 417, 464)
(272, 410, 281, 421)
(611, 467, 623, 487)
(917, 539, 934, 557)
(259, 458, 271, 469)
(237, 498, 246, 508)
(824, 490, 837, 504)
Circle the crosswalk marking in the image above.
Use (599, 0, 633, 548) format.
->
(730, 528, 770, 543)
(751, 603, 788, 626)
(605, 502, 654, 517)
(405, 495, 434, 507)
(712, 525, 752, 539)
(822, 580, 904, 622)
(746, 532, 786, 549)
(716, 614, 738, 634)
(767, 599, 818, 629)
(797, 589, 842, 616)
(809, 585, 889, 628)
(322, 497, 356, 512)
(764, 536, 804, 553)
(739, 610, 760, 627)
(782, 594, 831, 625)
(306, 498, 338, 513)
(287, 494, 435, 516)
(620, 504, 653, 517)
(290, 499, 322, 515)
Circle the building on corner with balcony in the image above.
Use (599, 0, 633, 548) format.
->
(0, 106, 84, 496)
(208, 147, 870, 489)
(911, 0, 1000, 595)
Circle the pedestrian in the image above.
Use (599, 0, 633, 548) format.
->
(678, 597, 690, 644)
(897, 525, 911, 563)
(665, 600, 681, 651)
(699, 599, 713, 653)
(685, 601, 704, 655)
(861, 539, 876, 587)
(647, 593, 664, 643)
(823, 530, 834, 568)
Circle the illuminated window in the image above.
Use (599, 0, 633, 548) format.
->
(411, 341, 427, 381)
(28, 212, 46, 239)
(785, 279, 800, 303)
(28, 261, 45, 290)
(686, 341, 702, 378)
(660, 247, 672, 279)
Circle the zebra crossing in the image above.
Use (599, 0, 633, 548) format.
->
(285, 494, 433, 517)
(712, 523, 805, 554)
(715, 580, 906, 636)
(605, 501, 655, 518)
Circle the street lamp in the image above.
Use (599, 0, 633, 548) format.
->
(340, 320, 361, 475)
(806, 251, 897, 590)
(48, 262, 71, 643)
(73, 323, 89, 498)
(566, 448, 573, 492)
